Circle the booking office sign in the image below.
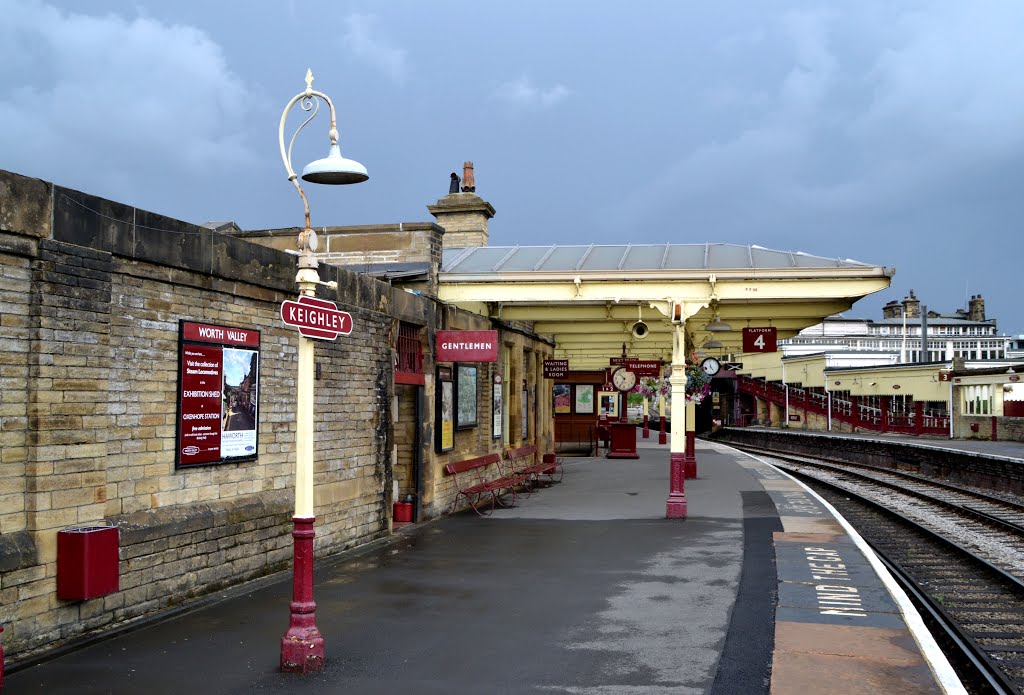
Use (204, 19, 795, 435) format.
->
(176, 320, 262, 467)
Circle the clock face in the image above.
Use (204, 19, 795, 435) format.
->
(700, 357, 721, 376)
(611, 367, 637, 392)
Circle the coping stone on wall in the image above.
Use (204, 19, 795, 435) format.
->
(0, 170, 51, 239)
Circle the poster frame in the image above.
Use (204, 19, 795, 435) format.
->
(436, 365, 455, 452)
(574, 384, 595, 414)
(598, 390, 619, 418)
(455, 363, 479, 430)
(175, 320, 261, 469)
(492, 373, 503, 440)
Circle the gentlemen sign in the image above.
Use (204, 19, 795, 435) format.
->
(742, 327, 778, 353)
(280, 295, 353, 340)
(436, 330, 498, 362)
(543, 359, 569, 378)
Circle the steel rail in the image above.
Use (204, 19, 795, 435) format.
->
(787, 468, 1024, 694)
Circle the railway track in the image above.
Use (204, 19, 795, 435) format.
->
(730, 443, 1024, 694)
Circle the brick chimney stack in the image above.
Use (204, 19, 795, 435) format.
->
(427, 161, 495, 249)
(968, 294, 986, 322)
(901, 289, 920, 319)
(882, 300, 902, 319)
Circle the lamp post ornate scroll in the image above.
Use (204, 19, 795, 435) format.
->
(277, 69, 367, 674)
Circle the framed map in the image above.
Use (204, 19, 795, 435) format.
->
(574, 384, 594, 414)
(456, 363, 478, 429)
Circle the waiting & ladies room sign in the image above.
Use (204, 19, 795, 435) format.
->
(175, 320, 261, 467)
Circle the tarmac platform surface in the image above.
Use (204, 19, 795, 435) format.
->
(6, 439, 966, 694)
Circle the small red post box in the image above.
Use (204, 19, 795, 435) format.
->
(57, 523, 119, 601)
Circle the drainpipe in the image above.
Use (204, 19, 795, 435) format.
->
(948, 379, 954, 440)
(414, 384, 424, 521)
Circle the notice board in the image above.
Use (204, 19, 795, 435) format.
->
(176, 321, 261, 467)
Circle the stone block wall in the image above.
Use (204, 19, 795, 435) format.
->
(712, 427, 1024, 494)
(421, 305, 555, 518)
(0, 169, 557, 661)
(997, 416, 1024, 442)
(230, 223, 444, 292)
(0, 170, 430, 659)
(959, 415, 1024, 442)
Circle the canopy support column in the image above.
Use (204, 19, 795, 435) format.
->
(667, 321, 688, 518)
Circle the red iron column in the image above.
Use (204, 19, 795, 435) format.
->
(281, 517, 323, 672)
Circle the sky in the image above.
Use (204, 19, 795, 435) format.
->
(2, 0, 1023, 334)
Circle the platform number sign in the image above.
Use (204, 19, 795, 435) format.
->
(742, 327, 777, 353)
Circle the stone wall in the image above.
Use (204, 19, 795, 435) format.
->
(0, 170, 428, 659)
(422, 305, 555, 519)
(232, 223, 443, 292)
(959, 415, 1024, 442)
(0, 168, 556, 661)
(712, 428, 1024, 494)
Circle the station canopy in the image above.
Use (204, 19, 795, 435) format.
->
(437, 243, 894, 370)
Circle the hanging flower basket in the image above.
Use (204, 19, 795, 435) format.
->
(632, 353, 712, 405)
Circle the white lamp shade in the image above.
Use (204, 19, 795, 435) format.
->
(301, 144, 368, 185)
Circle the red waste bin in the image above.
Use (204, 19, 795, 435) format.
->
(392, 502, 413, 523)
(57, 523, 119, 600)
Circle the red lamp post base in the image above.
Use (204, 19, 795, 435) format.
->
(281, 517, 325, 674)
(684, 431, 697, 479)
(658, 418, 667, 445)
(642, 414, 649, 439)
(665, 452, 687, 518)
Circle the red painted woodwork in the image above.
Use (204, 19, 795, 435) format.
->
(735, 375, 950, 437)
(666, 452, 687, 518)
(607, 422, 639, 459)
(684, 431, 697, 479)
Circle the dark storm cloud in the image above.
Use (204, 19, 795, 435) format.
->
(1, 0, 1021, 332)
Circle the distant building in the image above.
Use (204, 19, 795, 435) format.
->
(782, 289, 1008, 363)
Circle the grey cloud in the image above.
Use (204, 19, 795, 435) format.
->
(342, 13, 408, 84)
(0, 0, 258, 202)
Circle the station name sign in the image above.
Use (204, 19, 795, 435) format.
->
(280, 295, 353, 341)
(609, 358, 661, 377)
(742, 327, 777, 353)
(543, 359, 569, 378)
(436, 330, 498, 362)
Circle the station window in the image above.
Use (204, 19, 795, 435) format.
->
(395, 322, 424, 385)
(965, 385, 992, 415)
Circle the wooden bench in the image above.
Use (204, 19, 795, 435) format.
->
(504, 445, 563, 488)
(444, 453, 527, 516)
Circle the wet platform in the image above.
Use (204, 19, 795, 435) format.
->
(6, 440, 965, 694)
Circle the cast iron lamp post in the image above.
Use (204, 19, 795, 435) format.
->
(278, 69, 367, 674)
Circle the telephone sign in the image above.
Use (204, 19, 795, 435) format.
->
(742, 327, 777, 353)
